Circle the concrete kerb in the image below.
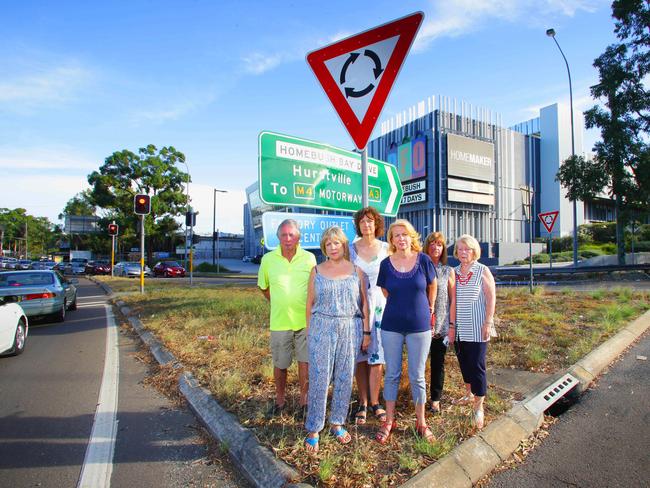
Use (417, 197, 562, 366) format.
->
(400, 308, 650, 487)
(95, 276, 650, 488)
(101, 283, 302, 488)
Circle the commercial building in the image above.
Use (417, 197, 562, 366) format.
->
(245, 96, 599, 264)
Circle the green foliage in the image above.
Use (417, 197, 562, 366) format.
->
(87, 145, 190, 263)
(580, 222, 617, 243)
(0, 208, 57, 258)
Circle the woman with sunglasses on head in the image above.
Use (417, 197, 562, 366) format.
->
(424, 231, 456, 415)
(375, 219, 437, 444)
(349, 206, 389, 425)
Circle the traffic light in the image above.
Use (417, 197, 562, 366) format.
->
(108, 223, 119, 236)
(134, 194, 150, 215)
(185, 211, 197, 227)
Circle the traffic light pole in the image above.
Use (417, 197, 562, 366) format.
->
(189, 225, 194, 286)
(140, 214, 145, 294)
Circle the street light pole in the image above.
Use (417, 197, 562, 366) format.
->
(212, 189, 227, 269)
(546, 28, 578, 267)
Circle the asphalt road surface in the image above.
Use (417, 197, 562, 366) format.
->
(487, 332, 650, 488)
(0, 278, 247, 488)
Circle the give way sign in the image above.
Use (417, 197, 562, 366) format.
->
(306, 12, 424, 150)
(538, 210, 559, 234)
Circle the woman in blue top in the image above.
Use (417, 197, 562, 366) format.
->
(375, 219, 437, 444)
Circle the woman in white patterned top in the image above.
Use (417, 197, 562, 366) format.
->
(452, 234, 496, 429)
(349, 206, 388, 425)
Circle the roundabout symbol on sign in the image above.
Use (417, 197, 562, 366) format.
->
(340, 50, 384, 98)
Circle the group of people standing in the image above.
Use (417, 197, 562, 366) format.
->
(257, 207, 496, 453)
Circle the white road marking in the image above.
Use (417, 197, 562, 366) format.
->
(77, 304, 119, 488)
(76, 301, 109, 308)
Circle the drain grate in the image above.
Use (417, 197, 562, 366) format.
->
(525, 373, 579, 415)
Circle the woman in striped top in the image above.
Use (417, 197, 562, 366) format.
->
(451, 234, 496, 429)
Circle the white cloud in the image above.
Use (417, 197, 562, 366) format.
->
(413, 0, 603, 52)
(1, 174, 90, 224)
(0, 61, 93, 111)
(0, 147, 96, 172)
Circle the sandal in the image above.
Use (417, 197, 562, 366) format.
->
(330, 426, 351, 444)
(304, 434, 319, 452)
(452, 394, 474, 406)
(415, 423, 435, 443)
(430, 401, 441, 415)
(354, 405, 367, 425)
(375, 419, 396, 445)
(370, 403, 387, 422)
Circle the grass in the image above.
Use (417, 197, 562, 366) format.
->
(100, 276, 650, 487)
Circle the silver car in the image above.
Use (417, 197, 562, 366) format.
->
(0, 271, 77, 322)
(113, 262, 152, 278)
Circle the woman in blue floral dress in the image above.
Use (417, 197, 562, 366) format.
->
(304, 226, 369, 452)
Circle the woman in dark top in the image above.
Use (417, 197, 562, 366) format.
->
(375, 219, 437, 444)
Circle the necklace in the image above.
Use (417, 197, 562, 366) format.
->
(457, 270, 473, 285)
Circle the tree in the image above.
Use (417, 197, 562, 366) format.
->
(87, 145, 189, 263)
(556, 1, 649, 265)
(0, 208, 56, 258)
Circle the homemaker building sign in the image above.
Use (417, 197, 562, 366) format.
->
(446, 133, 495, 206)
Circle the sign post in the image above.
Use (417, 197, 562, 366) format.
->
(538, 211, 559, 270)
(259, 131, 402, 215)
(306, 12, 423, 210)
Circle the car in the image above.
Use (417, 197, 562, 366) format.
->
(0, 270, 77, 322)
(16, 260, 33, 270)
(152, 261, 186, 278)
(65, 258, 89, 275)
(113, 261, 152, 278)
(242, 256, 253, 262)
(0, 295, 28, 356)
(251, 254, 263, 264)
(1, 257, 18, 269)
(85, 260, 111, 275)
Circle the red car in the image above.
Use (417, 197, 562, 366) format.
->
(84, 260, 112, 275)
(153, 261, 186, 278)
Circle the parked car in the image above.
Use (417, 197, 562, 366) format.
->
(0, 257, 18, 269)
(113, 262, 152, 278)
(65, 258, 89, 275)
(0, 270, 77, 322)
(153, 261, 186, 278)
(85, 260, 111, 275)
(16, 260, 33, 270)
(0, 295, 28, 356)
(242, 256, 253, 262)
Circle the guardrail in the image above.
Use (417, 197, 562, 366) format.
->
(492, 263, 650, 281)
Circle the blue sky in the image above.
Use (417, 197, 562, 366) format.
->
(1, 0, 617, 234)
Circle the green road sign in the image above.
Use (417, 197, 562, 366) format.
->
(258, 131, 403, 216)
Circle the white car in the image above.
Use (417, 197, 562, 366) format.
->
(0, 296, 28, 356)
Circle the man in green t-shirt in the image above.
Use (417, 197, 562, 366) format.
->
(258, 219, 316, 417)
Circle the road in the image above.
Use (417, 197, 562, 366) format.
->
(487, 332, 650, 488)
(0, 278, 247, 488)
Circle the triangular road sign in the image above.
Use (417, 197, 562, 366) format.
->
(306, 12, 424, 150)
(538, 210, 559, 234)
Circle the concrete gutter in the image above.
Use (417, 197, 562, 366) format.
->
(94, 276, 650, 488)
